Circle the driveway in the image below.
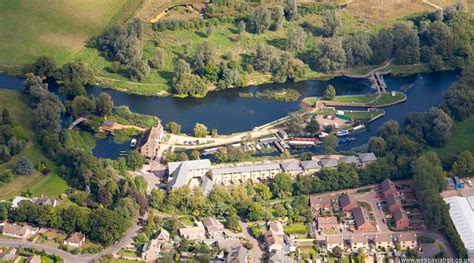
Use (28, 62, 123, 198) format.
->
(239, 221, 264, 262)
(357, 191, 389, 232)
(0, 222, 141, 263)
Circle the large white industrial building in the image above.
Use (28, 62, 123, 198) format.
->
(444, 195, 474, 260)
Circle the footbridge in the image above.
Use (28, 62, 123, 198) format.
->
(68, 117, 88, 130)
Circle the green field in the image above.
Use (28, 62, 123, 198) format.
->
(431, 115, 474, 157)
(0, 0, 136, 69)
(374, 92, 407, 106)
(0, 89, 68, 199)
(312, 108, 384, 122)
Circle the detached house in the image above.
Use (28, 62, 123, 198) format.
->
(203, 217, 225, 238)
(64, 232, 85, 247)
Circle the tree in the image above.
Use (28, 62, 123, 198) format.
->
(149, 47, 166, 69)
(166, 122, 181, 134)
(286, 26, 307, 52)
(96, 21, 143, 65)
(377, 120, 400, 140)
(174, 59, 192, 80)
(150, 189, 165, 210)
(271, 53, 307, 83)
(193, 42, 215, 70)
(177, 152, 189, 161)
(126, 150, 145, 171)
(285, 0, 299, 21)
(253, 44, 276, 73)
(127, 60, 150, 81)
(96, 92, 114, 116)
(23, 56, 57, 77)
(370, 28, 394, 65)
(271, 6, 285, 31)
(286, 111, 306, 135)
(252, 7, 272, 34)
(191, 150, 201, 160)
(269, 173, 293, 198)
(343, 33, 373, 67)
(205, 23, 213, 37)
(13, 157, 34, 175)
(246, 202, 265, 221)
(55, 62, 95, 97)
(238, 20, 246, 34)
(425, 107, 453, 147)
(451, 151, 474, 178)
(71, 95, 96, 118)
(368, 137, 386, 156)
(392, 22, 420, 65)
(301, 152, 312, 161)
(321, 10, 341, 37)
(323, 85, 336, 100)
(87, 208, 128, 245)
(194, 123, 208, 138)
(215, 147, 228, 162)
(332, 246, 343, 259)
(322, 135, 338, 154)
(307, 118, 320, 134)
(165, 151, 176, 163)
(312, 38, 346, 72)
(254, 183, 272, 201)
(1, 109, 12, 125)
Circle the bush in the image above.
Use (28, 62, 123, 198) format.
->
(13, 157, 34, 175)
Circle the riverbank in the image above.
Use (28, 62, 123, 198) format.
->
(302, 91, 407, 108)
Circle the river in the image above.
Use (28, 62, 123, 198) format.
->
(0, 70, 459, 158)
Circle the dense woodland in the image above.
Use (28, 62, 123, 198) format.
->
(92, 1, 473, 97)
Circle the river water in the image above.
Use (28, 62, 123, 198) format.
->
(0, 70, 459, 158)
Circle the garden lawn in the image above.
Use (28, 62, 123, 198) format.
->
(0, 89, 68, 199)
(284, 223, 307, 235)
(0, 0, 136, 69)
(431, 115, 474, 157)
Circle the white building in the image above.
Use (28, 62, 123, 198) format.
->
(211, 163, 281, 185)
(444, 196, 474, 260)
(167, 159, 213, 193)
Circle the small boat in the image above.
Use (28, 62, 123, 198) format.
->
(350, 125, 366, 133)
(319, 132, 329, 138)
(256, 144, 262, 150)
(130, 139, 137, 148)
(336, 130, 349, 137)
(338, 137, 356, 144)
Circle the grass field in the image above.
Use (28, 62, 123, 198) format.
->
(312, 108, 385, 121)
(0, 0, 137, 69)
(431, 115, 474, 157)
(0, 89, 68, 199)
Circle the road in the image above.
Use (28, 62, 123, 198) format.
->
(357, 191, 389, 232)
(239, 221, 264, 262)
(0, 222, 141, 263)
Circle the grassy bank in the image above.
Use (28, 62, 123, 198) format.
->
(303, 92, 406, 107)
(0, 89, 68, 199)
(312, 108, 385, 122)
(431, 115, 474, 157)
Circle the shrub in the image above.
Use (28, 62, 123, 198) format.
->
(13, 157, 34, 175)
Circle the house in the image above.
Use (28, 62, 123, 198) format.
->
(325, 235, 344, 251)
(178, 226, 206, 240)
(339, 193, 357, 212)
(339, 156, 361, 166)
(393, 207, 409, 230)
(211, 163, 281, 185)
(203, 217, 225, 238)
(64, 232, 85, 247)
(316, 216, 338, 231)
(350, 235, 368, 250)
(374, 233, 393, 250)
(226, 245, 248, 263)
(268, 249, 293, 263)
(281, 161, 303, 176)
(358, 153, 377, 166)
(2, 223, 38, 239)
(320, 158, 338, 169)
(141, 238, 162, 261)
(276, 130, 288, 140)
(310, 195, 333, 212)
(156, 229, 170, 242)
(139, 123, 164, 159)
(397, 232, 417, 250)
(381, 179, 397, 198)
(25, 256, 41, 263)
(264, 221, 285, 252)
(352, 206, 373, 232)
(300, 160, 321, 174)
(216, 238, 242, 251)
(386, 193, 402, 214)
(33, 196, 57, 207)
(168, 159, 212, 192)
(101, 120, 116, 132)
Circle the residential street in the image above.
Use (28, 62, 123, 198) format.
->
(239, 221, 264, 262)
(356, 191, 389, 232)
(0, 222, 141, 263)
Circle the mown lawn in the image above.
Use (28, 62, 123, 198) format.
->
(0, 89, 68, 199)
(0, 0, 136, 68)
(374, 92, 407, 106)
(332, 94, 377, 103)
(431, 115, 474, 157)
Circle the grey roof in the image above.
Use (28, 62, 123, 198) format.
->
(339, 193, 355, 208)
(387, 193, 401, 207)
(320, 159, 338, 168)
(393, 207, 407, 221)
(200, 176, 214, 196)
(339, 156, 361, 165)
(211, 163, 281, 176)
(358, 152, 377, 162)
(301, 160, 320, 170)
(381, 179, 396, 194)
(281, 162, 302, 172)
(352, 206, 370, 228)
(168, 160, 211, 189)
(269, 250, 293, 263)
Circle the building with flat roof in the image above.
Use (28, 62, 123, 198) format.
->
(211, 163, 281, 185)
(444, 196, 474, 259)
